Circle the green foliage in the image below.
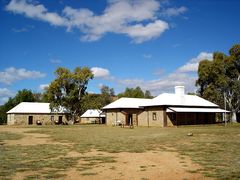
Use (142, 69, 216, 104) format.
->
(118, 86, 152, 98)
(46, 67, 94, 122)
(81, 85, 115, 113)
(14, 89, 35, 104)
(144, 90, 153, 98)
(81, 94, 102, 112)
(0, 89, 38, 124)
(196, 44, 240, 120)
(100, 85, 115, 106)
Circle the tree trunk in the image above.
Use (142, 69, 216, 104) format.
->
(231, 112, 237, 122)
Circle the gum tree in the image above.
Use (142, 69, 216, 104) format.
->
(46, 67, 94, 123)
(196, 44, 240, 122)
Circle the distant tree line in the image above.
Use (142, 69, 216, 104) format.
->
(0, 66, 152, 124)
(5, 44, 240, 125)
(118, 86, 153, 98)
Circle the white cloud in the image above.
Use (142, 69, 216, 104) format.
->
(12, 27, 28, 32)
(153, 68, 165, 76)
(91, 67, 110, 79)
(6, 0, 68, 26)
(39, 84, 49, 91)
(145, 73, 197, 95)
(12, 25, 34, 33)
(99, 52, 212, 95)
(160, 6, 187, 17)
(177, 52, 213, 73)
(143, 54, 152, 59)
(0, 67, 46, 85)
(117, 78, 144, 87)
(5, 0, 186, 43)
(142, 52, 213, 94)
(0, 88, 15, 105)
(50, 59, 62, 64)
(110, 72, 197, 95)
(122, 20, 168, 43)
(0, 88, 14, 97)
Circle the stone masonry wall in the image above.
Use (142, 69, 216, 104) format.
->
(7, 113, 68, 125)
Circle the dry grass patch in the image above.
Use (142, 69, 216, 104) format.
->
(0, 124, 240, 179)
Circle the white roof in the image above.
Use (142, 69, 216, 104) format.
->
(7, 102, 69, 114)
(145, 93, 218, 107)
(102, 97, 152, 109)
(167, 107, 229, 113)
(103, 93, 221, 110)
(81, 109, 105, 118)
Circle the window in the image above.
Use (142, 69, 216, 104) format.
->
(152, 112, 157, 120)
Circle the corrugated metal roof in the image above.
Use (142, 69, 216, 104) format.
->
(102, 93, 222, 110)
(145, 93, 219, 107)
(7, 102, 69, 114)
(102, 97, 152, 109)
(166, 107, 229, 113)
(81, 109, 105, 118)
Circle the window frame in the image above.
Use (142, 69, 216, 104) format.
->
(152, 112, 157, 120)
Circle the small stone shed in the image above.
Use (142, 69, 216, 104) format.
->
(102, 86, 228, 127)
(80, 109, 106, 124)
(7, 102, 69, 125)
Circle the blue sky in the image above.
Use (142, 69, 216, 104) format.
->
(0, 0, 240, 104)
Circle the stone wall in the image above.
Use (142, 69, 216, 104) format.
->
(106, 110, 125, 125)
(104, 107, 217, 127)
(138, 107, 165, 127)
(81, 117, 100, 124)
(7, 113, 68, 125)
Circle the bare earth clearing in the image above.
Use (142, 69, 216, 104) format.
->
(1, 127, 210, 180)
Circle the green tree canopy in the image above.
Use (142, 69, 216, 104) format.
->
(0, 89, 37, 124)
(81, 85, 115, 113)
(118, 86, 152, 98)
(46, 67, 94, 123)
(100, 85, 115, 106)
(196, 44, 240, 121)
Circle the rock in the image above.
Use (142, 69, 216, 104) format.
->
(187, 132, 193, 136)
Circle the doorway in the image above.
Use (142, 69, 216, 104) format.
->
(28, 116, 33, 125)
(101, 117, 106, 124)
(58, 116, 63, 124)
(126, 114, 133, 126)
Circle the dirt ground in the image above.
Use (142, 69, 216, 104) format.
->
(1, 127, 212, 180)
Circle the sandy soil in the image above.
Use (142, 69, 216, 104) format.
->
(65, 150, 210, 180)
(1, 127, 212, 180)
(1, 127, 72, 146)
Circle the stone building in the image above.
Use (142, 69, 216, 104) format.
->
(80, 109, 106, 124)
(102, 86, 228, 127)
(7, 102, 69, 125)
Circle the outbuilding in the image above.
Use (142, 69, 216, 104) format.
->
(102, 86, 228, 127)
(80, 109, 106, 124)
(7, 102, 69, 125)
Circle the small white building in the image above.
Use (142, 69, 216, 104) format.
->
(80, 109, 106, 124)
(7, 102, 69, 125)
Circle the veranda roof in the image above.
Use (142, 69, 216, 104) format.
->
(166, 107, 229, 113)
